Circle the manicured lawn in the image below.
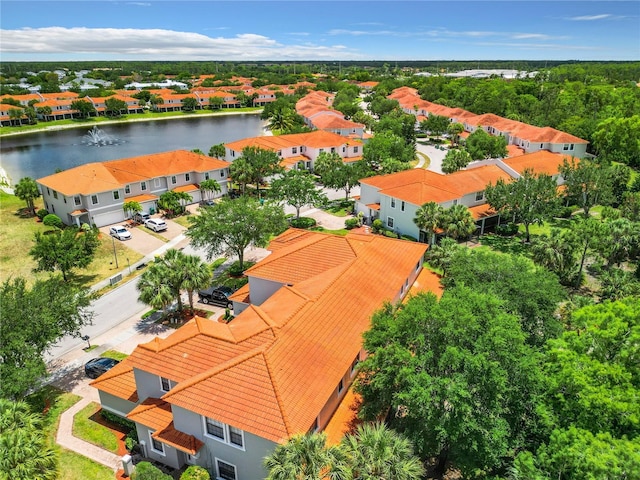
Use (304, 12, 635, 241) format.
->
(134, 224, 169, 242)
(101, 349, 129, 361)
(26, 386, 112, 480)
(1, 191, 143, 286)
(171, 213, 194, 228)
(324, 199, 354, 217)
(73, 402, 119, 453)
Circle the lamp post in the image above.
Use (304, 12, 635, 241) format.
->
(111, 235, 119, 269)
(127, 257, 131, 275)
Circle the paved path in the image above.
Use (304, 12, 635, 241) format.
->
(57, 397, 122, 472)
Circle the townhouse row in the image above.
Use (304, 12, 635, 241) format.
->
(90, 227, 433, 479)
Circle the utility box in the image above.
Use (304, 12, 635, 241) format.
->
(122, 454, 134, 477)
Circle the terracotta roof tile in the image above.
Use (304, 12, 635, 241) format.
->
(153, 422, 204, 455)
(408, 269, 444, 299)
(502, 150, 571, 176)
(90, 360, 139, 403)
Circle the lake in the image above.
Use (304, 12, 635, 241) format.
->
(0, 113, 265, 183)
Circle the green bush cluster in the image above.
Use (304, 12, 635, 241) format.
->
(496, 222, 519, 236)
(36, 208, 49, 220)
(180, 465, 211, 480)
(344, 218, 360, 229)
(290, 217, 317, 229)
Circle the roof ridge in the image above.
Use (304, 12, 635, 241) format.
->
(162, 345, 269, 400)
(262, 351, 294, 437)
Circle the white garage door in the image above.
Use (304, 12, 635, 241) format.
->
(92, 210, 126, 227)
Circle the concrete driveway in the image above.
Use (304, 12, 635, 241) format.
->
(99, 216, 187, 257)
(416, 143, 448, 174)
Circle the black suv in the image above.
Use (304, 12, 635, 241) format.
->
(84, 357, 119, 379)
(198, 286, 234, 308)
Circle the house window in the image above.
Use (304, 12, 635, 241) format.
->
(563, 144, 574, 151)
(155, 178, 161, 187)
(387, 217, 394, 228)
(125, 185, 131, 194)
(292, 147, 298, 154)
(475, 191, 485, 201)
(540, 143, 543, 148)
(205, 172, 210, 180)
(416, 260, 421, 272)
(185, 173, 190, 182)
(141, 182, 147, 191)
(231, 151, 235, 158)
(319, 148, 324, 153)
(338, 379, 344, 394)
(351, 354, 360, 375)
(216, 459, 237, 480)
(391, 198, 396, 209)
(220, 170, 225, 178)
(277, 150, 282, 157)
(74, 196, 81, 206)
(331, 147, 336, 153)
(342, 147, 346, 153)
(53, 190, 58, 199)
(160, 377, 170, 392)
(47, 188, 50, 195)
(91, 195, 99, 205)
(205, 417, 225, 440)
(149, 432, 164, 455)
(452, 199, 458, 206)
(113, 191, 120, 200)
(229, 426, 244, 448)
(401, 201, 405, 212)
(354, 146, 359, 153)
(171, 176, 177, 185)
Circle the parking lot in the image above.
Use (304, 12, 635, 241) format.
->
(99, 214, 187, 257)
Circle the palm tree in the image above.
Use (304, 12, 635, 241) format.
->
(341, 422, 425, 480)
(14, 177, 40, 216)
(414, 201, 443, 246)
(447, 122, 464, 147)
(438, 204, 477, 240)
(0, 399, 59, 480)
(157, 249, 188, 312)
(531, 230, 579, 286)
(199, 179, 221, 203)
(268, 108, 296, 132)
(181, 255, 211, 314)
(264, 432, 350, 480)
(137, 263, 174, 315)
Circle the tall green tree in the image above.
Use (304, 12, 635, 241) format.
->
(269, 169, 327, 218)
(123, 200, 142, 220)
(208, 143, 226, 158)
(158, 190, 192, 217)
(104, 97, 127, 117)
(230, 146, 284, 198)
(363, 131, 415, 170)
(486, 169, 560, 243)
(559, 157, 613, 218)
(198, 179, 221, 203)
(414, 201, 444, 245)
(187, 197, 286, 270)
(0, 277, 93, 399)
(181, 96, 198, 112)
(0, 399, 59, 479)
(437, 204, 476, 240)
(180, 254, 211, 314)
(29, 226, 100, 281)
(465, 128, 508, 160)
(357, 287, 546, 477)
(421, 114, 450, 136)
(315, 152, 366, 200)
(592, 115, 640, 167)
(340, 422, 425, 480)
(70, 99, 96, 118)
(137, 264, 174, 316)
(14, 177, 40, 216)
(264, 432, 350, 480)
(441, 148, 472, 173)
(443, 248, 565, 346)
(531, 229, 580, 286)
(447, 122, 464, 147)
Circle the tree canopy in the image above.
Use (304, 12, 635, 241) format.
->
(186, 197, 287, 269)
(269, 169, 327, 218)
(314, 152, 367, 200)
(13, 177, 40, 216)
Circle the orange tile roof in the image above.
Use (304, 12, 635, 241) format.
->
(89, 361, 139, 403)
(173, 184, 199, 193)
(153, 422, 204, 455)
(502, 150, 571, 176)
(125, 193, 158, 203)
(468, 203, 497, 220)
(119, 229, 428, 443)
(37, 151, 230, 196)
(408, 269, 444, 298)
(225, 130, 349, 153)
(324, 386, 362, 445)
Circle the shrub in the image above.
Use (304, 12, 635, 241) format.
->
(290, 217, 316, 229)
(371, 219, 384, 233)
(101, 410, 136, 431)
(345, 218, 359, 230)
(36, 209, 49, 220)
(180, 466, 211, 480)
(131, 461, 172, 480)
(496, 222, 519, 236)
(42, 213, 63, 229)
(226, 260, 246, 277)
(558, 206, 578, 218)
(383, 229, 399, 238)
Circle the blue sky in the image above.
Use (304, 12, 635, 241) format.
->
(1, 1, 639, 61)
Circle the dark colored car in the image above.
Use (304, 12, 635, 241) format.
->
(198, 286, 234, 308)
(84, 357, 120, 379)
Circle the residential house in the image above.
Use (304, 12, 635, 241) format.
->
(224, 130, 363, 171)
(390, 87, 589, 157)
(91, 228, 429, 479)
(37, 150, 230, 227)
(356, 150, 571, 240)
(296, 91, 366, 139)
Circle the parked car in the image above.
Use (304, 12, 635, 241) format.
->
(145, 218, 167, 232)
(133, 212, 151, 224)
(109, 225, 132, 241)
(198, 286, 234, 308)
(84, 357, 119, 379)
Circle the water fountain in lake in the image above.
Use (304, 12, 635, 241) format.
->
(81, 126, 122, 146)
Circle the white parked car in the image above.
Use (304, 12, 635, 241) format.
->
(145, 218, 168, 232)
(109, 225, 132, 241)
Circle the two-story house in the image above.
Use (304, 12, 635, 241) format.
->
(296, 91, 366, 139)
(224, 130, 363, 171)
(90, 228, 429, 479)
(37, 150, 230, 227)
(356, 150, 571, 240)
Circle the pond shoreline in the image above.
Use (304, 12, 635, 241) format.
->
(0, 109, 264, 138)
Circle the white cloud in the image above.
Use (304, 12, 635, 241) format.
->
(0, 27, 362, 60)
(569, 14, 613, 21)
